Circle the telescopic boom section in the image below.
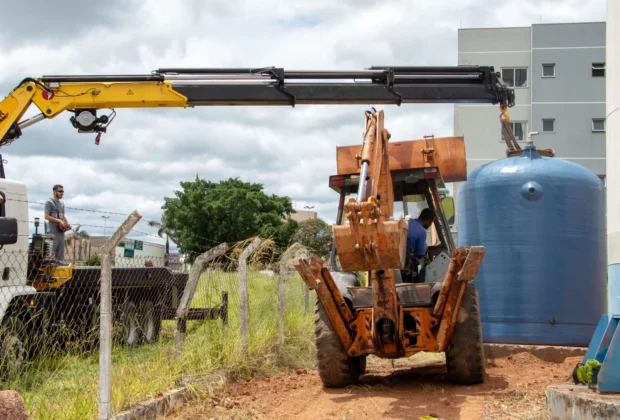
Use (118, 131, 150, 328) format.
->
(0, 65, 515, 146)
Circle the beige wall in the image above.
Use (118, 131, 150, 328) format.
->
(64, 236, 107, 263)
(291, 210, 317, 223)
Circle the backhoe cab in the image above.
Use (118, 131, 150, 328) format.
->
(294, 110, 486, 388)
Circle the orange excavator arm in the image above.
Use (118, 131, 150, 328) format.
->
(333, 109, 408, 272)
(331, 109, 408, 355)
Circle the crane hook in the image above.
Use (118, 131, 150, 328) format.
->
(499, 105, 510, 122)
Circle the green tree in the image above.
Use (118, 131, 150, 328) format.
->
(81, 252, 102, 266)
(146, 220, 175, 265)
(161, 176, 296, 261)
(259, 218, 299, 250)
(290, 218, 333, 257)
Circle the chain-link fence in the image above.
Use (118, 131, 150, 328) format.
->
(0, 210, 317, 420)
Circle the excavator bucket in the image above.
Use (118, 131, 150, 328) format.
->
(333, 200, 409, 272)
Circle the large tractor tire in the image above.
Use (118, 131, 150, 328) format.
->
(314, 300, 365, 388)
(445, 281, 485, 385)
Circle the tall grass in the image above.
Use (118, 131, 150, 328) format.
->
(0, 269, 316, 420)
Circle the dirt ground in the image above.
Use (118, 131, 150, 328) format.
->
(165, 350, 582, 420)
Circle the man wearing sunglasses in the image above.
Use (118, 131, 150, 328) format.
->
(44, 184, 72, 264)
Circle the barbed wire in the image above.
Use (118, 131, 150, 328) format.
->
(13, 216, 226, 250)
(10, 199, 255, 245)
(8, 198, 168, 230)
(6, 199, 285, 253)
(8, 198, 132, 217)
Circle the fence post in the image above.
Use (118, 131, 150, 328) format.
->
(304, 284, 310, 315)
(174, 242, 230, 356)
(239, 237, 263, 354)
(300, 252, 310, 314)
(278, 243, 303, 347)
(98, 210, 142, 420)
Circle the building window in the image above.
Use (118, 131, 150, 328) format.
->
(501, 121, 527, 142)
(592, 63, 606, 77)
(502, 68, 528, 88)
(542, 119, 555, 133)
(542, 64, 555, 77)
(592, 118, 606, 132)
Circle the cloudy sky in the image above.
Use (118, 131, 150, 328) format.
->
(0, 0, 607, 253)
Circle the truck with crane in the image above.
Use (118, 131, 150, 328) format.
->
(0, 65, 516, 378)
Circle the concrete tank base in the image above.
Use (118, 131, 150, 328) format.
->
(546, 383, 620, 419)
(484, 343, 586, 363)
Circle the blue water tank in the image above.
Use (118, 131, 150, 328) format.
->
(457, 145, 607, 346)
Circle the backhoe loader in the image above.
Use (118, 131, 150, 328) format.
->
(0, 65, 516, 380)
(294, 110, 487, 387)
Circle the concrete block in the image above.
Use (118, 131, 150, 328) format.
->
(547, 383, 620, 420)
(0, 390, 29, 420)
(114, 387, 191, 420)
(484, 343, 586, 363)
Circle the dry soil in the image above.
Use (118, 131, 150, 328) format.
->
(164, 350, 583, 420)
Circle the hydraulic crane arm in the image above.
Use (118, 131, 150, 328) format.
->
(0, 65, 515, 146)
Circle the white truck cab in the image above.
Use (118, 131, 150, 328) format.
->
(0, 178, 36, 323)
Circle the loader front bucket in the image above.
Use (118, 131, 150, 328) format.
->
(333, 217, 408, 272)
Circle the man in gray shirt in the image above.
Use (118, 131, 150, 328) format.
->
(44, 184, 72, 264)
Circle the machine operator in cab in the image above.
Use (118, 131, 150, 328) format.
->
(406, 208, 436, 283)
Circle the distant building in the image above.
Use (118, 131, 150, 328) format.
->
(454, 21, 606, 180)
(290, 210, 318, 223)
(167, 253, 185, 272)
(65, 235, 167, 267)
(453, 21, 607, 239)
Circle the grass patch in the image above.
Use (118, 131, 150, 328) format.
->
(0, 269, 316, 420)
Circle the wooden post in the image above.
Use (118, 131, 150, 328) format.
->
(278, 243, 302, 347)
(299, 252, 310, 314)
(304, 283, 310, 315)
(239, 237, 263, 355)
(176, 242, 230, 319)
(98, 210, 142, 420)
(174, 242, 229, 356)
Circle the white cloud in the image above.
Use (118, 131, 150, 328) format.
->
(0, 0, 607, 252)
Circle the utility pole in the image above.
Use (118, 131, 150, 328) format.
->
(101, 215, 110, 236)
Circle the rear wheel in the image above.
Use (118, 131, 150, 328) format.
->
(314, 301, 364, 388)
(445, 282, 485, 384)
(116, 302, 140, 347)
(139, 301, 161, 344)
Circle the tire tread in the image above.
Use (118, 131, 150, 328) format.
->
(445, 282, 486, 385)
(314, 301, 362, 388)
